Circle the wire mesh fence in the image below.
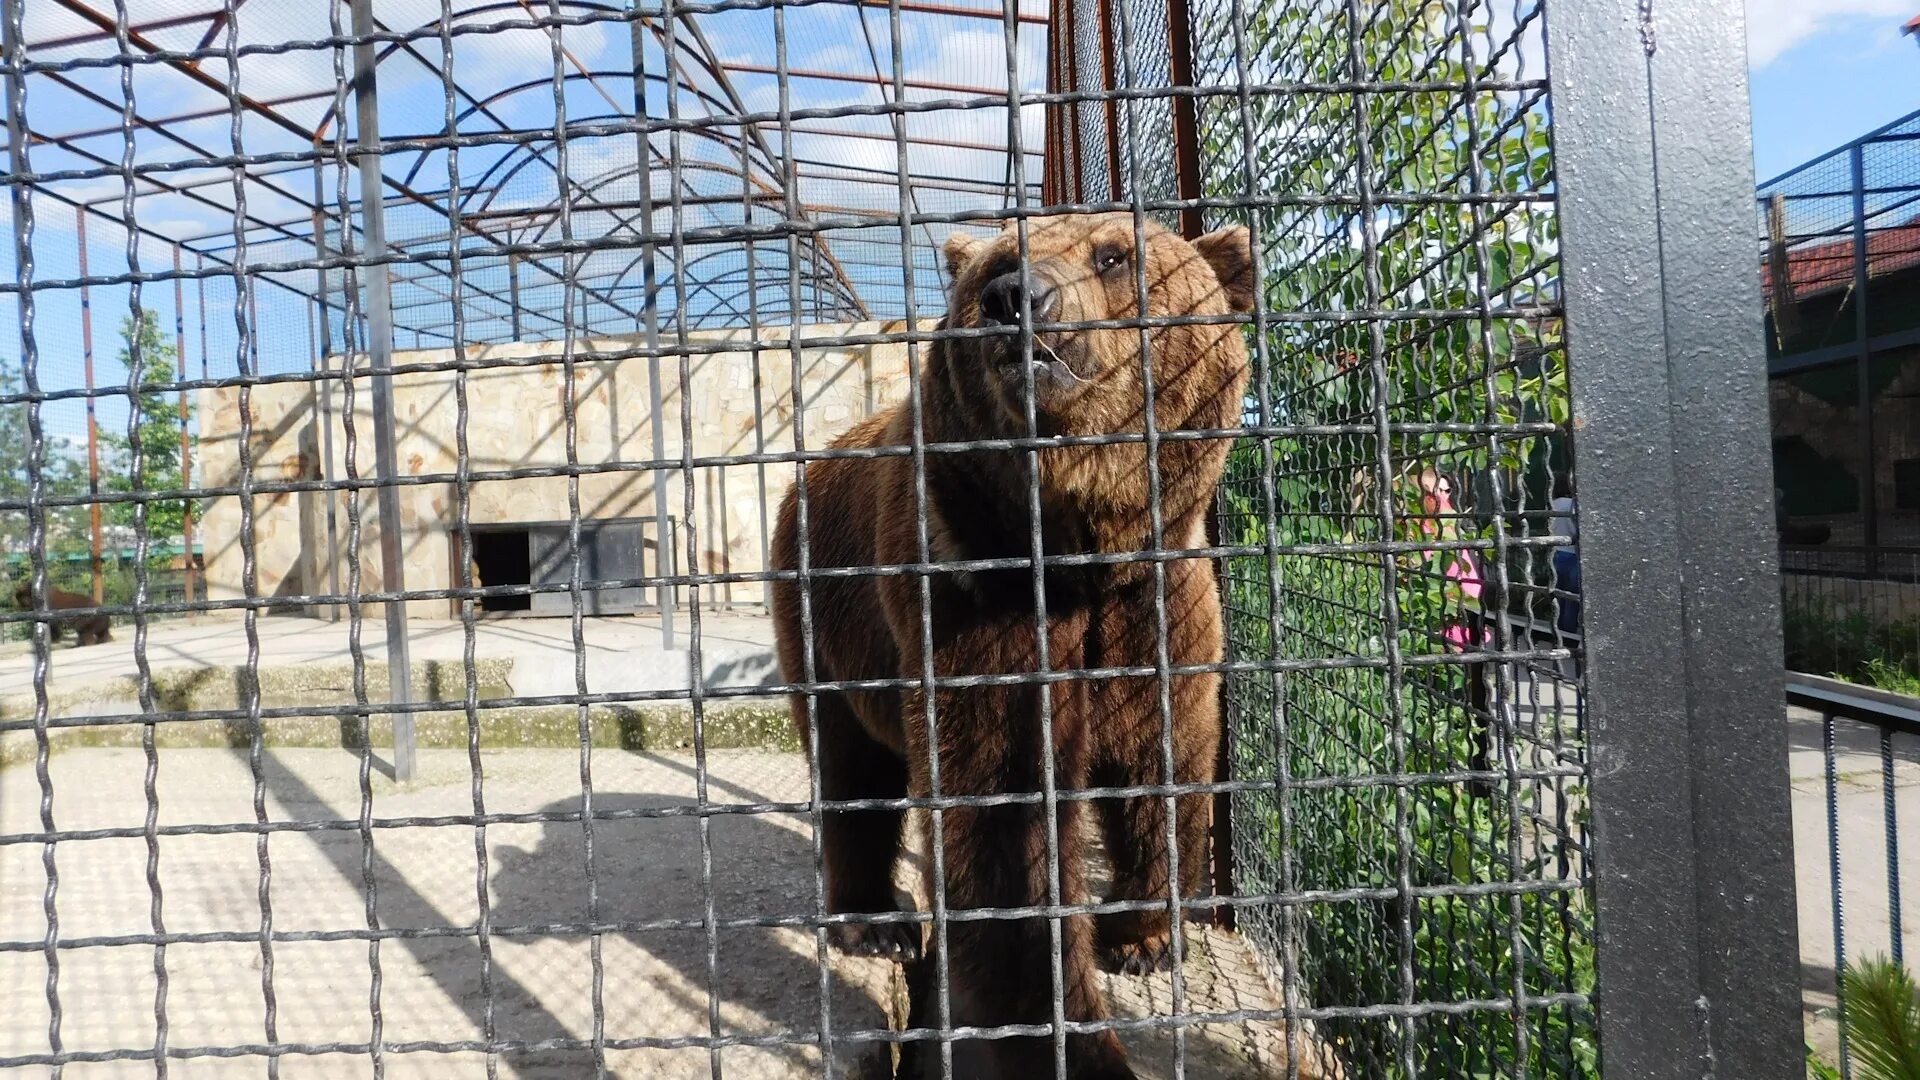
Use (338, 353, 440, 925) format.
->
(0, 0, 1796, 1077)
(1179, 0, 1588, 1075)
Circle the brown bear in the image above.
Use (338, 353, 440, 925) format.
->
(13, 582, 113, 647)
(770, 212, 1253, 1079)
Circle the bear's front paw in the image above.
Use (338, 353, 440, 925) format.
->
(1100, 929, 1175, 976)
(829, 919, 922, 961)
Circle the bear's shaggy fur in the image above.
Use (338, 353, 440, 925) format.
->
(13, 583, 114, 647)
(771, 213, 1252, 1079)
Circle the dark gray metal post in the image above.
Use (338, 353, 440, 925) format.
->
(350, 0, 416, 781)
(507, 253, 523, 340)
(632, 13, 675, 649)
(1546, 2, 1802, 1077)
(1851, 144, 1878, 562)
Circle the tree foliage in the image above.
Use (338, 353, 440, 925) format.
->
(100, 307, 193, 542)
(1200, 0, 1590, 1075)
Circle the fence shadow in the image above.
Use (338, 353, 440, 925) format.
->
(252, 752, 890, 1078)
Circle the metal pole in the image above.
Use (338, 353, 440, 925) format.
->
(633, 14, 675, 650)
(1164, 0, 1202, 240)
(247, 283, 261, 374)
(507, 253, 523, 340)
(312, 160, 342, 619)
(350, 0, 415, 781)
(174, 246, 195, 605)
(196, 253, 208, 383)
(1545, 2, 1802, 1077)
(1852, 143, 1879, 568)
(77, 206, 104, 604)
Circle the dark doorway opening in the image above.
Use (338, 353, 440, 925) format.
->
(470, 529, 532, 612)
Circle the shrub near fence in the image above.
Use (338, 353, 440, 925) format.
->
(1781, 547, 1920, 697)
(1194, 0, 1593, 1074)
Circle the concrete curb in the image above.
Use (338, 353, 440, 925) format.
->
(0, 655, 798, 767)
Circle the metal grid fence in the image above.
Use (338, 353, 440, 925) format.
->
(1175, 0, 1590, 1074)
(0, 0, 1800, 1078)
(1760, 112, 1920, 697)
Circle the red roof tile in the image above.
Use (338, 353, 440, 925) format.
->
(1763, 218, 1920, 301)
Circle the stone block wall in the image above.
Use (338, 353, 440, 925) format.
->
(198, 321, 923, 618)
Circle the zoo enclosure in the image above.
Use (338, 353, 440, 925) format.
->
(1761, 111, 1920, 695)
(1, 0, 1799, 1078)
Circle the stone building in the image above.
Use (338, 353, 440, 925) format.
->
(196, 321, 922, 619)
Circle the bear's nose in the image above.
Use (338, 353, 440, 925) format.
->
(978, 271, 1056, 328)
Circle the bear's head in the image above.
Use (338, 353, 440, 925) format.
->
(940, 212, 1254, 429)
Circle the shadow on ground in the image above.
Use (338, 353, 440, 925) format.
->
(256, 751, 894, 1079)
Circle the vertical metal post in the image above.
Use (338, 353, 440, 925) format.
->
(312, 161, 342, 619)
(247, 285, 262, 374)
(76, 206, 104, 603)
(174, 246, 195, 604)
(196, 253, 209, 383)
(350, 0, 415, 781)
(633, 13, 675, 649)
(1851, 144, 1878, 565)
(507, 253, 523, 340)
(1545, 2, 1802, 1077)
(1164, 0, 1202, 239)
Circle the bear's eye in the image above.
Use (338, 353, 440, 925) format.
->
(1093, 245, 1129, 274)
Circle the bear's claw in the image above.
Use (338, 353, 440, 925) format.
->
(829, 921, 922, 961)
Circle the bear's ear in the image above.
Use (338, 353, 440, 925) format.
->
(943, 230, 988, 283)
(1192, 225, 1255, 312)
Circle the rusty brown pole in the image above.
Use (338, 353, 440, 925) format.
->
(77, 205, 104, 604)
(174, 245, 195, 604)
(1166, 0, 1203, 239)
(1097, 0, 1123, 200)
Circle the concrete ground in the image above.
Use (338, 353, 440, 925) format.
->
(0, 748, 1337, 1080)
(0, 611, 781, 704)
(0, 613, 791, 766)
(1789, 704, 1920, 1066)
(4, 619, 1908, 1074)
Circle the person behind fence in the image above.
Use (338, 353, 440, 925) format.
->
(771, 212, 1255, 1079)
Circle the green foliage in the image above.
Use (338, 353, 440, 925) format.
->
(0, 359, 92, 552)
(100, 307, 193, 542)
(1810, 1042, 1846, 1080)
(1782, 597, 1920, 698)
(1201, 0, 1591, 1075)
(1840, 957, 1920, 1080)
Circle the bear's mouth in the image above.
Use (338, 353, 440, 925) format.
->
(990, 335, 1089, 395)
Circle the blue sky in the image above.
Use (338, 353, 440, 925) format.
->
(1747, 0, 1920, 182)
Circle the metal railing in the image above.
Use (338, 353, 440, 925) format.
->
(1789, 674, 1917, 1077)
(1782, 544, 1920, 696)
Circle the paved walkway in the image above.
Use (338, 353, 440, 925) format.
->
(1, 748, 1332, 1079)
(0, 612, 781, 706)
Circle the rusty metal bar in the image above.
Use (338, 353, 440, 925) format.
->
(77, 205, 104, 604)
(1165, 0, 1202, 238)
(174, 246, 195, 604)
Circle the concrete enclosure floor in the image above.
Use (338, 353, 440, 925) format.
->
(0, 613, 783, 705)
(0, 748, 1334, 1080)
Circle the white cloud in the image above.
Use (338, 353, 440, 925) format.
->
(1745, 0, 1910, 68)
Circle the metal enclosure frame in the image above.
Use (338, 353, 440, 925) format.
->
(1545, 1, 1801, 1076)
(0, 0, 1812, 1075)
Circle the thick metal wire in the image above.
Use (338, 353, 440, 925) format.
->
(0, 0, 1589, 1077)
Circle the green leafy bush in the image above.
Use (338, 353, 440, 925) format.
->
(1197, 0, 1595, 1073)
(1782, 597, 1920, 697)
